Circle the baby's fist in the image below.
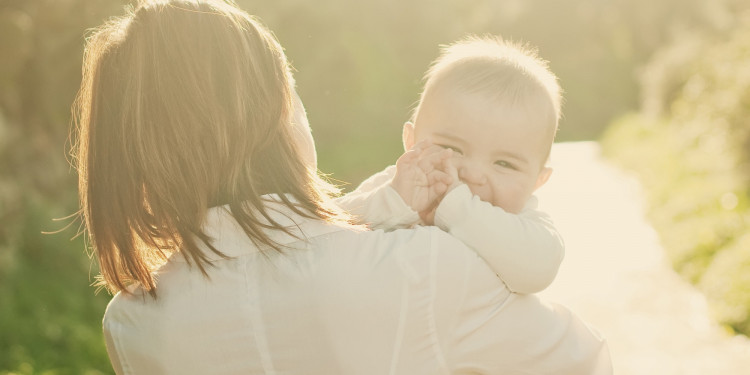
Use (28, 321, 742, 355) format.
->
(391, 140, 454, 213)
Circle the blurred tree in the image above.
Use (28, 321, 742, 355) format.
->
(1, 1, 126, 373)
(602, 2, 750, 336)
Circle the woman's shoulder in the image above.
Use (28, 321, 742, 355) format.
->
(321, 224, 490, 279)
(323, 223, 456, 250)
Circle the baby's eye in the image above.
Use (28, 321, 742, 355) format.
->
(437, 144, 463, 155)
(494, 160, 517, 170)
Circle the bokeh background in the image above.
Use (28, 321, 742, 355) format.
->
(1, 0, 749, 373)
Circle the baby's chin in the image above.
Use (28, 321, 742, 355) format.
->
(466, 185, 524, 213)
(502, 205, 524, 214)
(489, 198, 523, 214)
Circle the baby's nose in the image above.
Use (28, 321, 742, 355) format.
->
(458, 166, 487, 185)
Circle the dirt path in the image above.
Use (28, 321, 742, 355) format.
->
(536, 142, 750, 375)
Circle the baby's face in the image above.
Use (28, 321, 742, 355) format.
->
(411, 89, 553, 213)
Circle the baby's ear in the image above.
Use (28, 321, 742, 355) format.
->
(534, 167, 553, 190)
(402, 121, 416, 151)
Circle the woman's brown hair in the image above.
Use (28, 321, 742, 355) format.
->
(72, 0, 349, 297)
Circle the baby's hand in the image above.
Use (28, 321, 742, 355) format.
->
(391, 140, 454, 214)
(418, 155, 459, 225)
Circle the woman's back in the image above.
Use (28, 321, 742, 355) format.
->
(104, 199, 477, 374)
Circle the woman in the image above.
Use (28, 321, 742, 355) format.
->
(73, 1, 611, 374)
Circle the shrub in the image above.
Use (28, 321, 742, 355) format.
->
(602, 13, 750, 334)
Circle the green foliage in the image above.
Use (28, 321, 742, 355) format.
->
(1, 1, 125, 373)
(601, 12, 750, 334)
(0, 199, 112, 375)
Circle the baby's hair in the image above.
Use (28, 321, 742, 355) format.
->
(414, 35, 562, 150)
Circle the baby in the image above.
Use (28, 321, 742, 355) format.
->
(338, 36, 563, 294)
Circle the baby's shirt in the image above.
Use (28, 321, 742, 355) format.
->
(337, 165, 564, 294)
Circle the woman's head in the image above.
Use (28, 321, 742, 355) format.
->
(73, 0, 343, 296)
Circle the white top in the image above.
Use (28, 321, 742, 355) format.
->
(337, 166, 564, 293)
(103, 196, 611, 374)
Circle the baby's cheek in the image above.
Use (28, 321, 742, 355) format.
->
(466, 184, 493, 205)
(488, 184, 525, 214)
(492, 197, 517, 213)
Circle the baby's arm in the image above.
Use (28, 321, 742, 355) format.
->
(336, 141, 453, 230)
(335, 165, 419, 230)
(434, 184, 565, 294)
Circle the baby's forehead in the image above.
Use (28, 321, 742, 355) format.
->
(422, 84, 557, 130)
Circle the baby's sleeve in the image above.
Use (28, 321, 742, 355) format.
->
(426, 228, 611, 374)
(335, 165, 420, 230)
(433, 184, 564, 294)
